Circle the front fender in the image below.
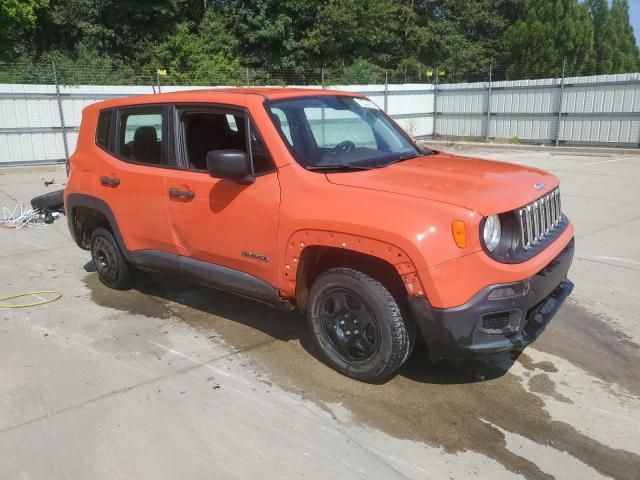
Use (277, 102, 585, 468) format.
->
(280, 229, 425, 298)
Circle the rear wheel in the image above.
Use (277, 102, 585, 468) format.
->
(307, 268, 414, 382)
(90, 227, 132, 290)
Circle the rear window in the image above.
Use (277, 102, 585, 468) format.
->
(117, 108, 164, 165)
(96, 109, 112, 149)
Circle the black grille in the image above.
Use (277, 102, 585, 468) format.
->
(481, 312, 511, 331)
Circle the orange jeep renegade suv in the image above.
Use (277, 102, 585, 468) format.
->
(65, 88, 574, 381)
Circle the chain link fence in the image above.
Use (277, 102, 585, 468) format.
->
(0, 59, 606, 88)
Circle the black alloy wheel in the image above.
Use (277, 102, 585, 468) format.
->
(307, 268, 415, 382)
(319, 288, 380, 362)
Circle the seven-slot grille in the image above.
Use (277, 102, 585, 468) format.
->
(517, 189, 562, 250)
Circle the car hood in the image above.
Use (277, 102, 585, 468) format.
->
(325, 152, 559, 215)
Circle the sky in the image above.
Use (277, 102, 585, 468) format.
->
(631, 0, 640, 46)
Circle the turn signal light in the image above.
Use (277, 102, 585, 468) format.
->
(451, 220, 467, 248)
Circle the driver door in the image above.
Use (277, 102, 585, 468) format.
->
(163, 106, 281, 287)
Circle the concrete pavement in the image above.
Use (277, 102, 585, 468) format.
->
(0, 149, 639, 479)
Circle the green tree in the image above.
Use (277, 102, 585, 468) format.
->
(502, 0, 594, 79)
(32, 0, 201, 63)
(232, 0, 324, 70)
(16, 0, 639, 86)
(0, 0, 48, 60)
(302, 0, 411, 69)
(150, 10, 243, 85)
(587, 0, 615, 73)
(588, 0, 639, 73)
(421, 0, 525, 81)
(608, 0, 639, 72)
(335, 58, 385, 84)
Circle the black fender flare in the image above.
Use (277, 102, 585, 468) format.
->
(65, 193, 129, 256)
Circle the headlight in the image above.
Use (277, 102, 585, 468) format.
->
(483, 215, 502, 252)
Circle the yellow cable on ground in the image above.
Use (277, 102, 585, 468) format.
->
(0, 291, 62, 308)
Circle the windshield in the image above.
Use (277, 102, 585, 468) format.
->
(267, 95, 424, 170)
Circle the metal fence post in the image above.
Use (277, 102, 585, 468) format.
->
(246, 67, 250, 86)
(432, 69, 439, 139)
(52, 63, 70, 164)
(555, 59, 566, 147)
(383, 70, 389, 113)
(485, 64, 492, 139)
(321, 67, 325, 89)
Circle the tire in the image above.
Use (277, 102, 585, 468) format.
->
(90, 227, 133, 290)
(307, 267, 415, 382)
(31, 189, 64, 212)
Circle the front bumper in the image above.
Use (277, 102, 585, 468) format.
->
(409, 238, 574, 361)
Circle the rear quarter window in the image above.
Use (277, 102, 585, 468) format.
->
(117, 108, 164, 165)
(96, 109, 112, 149)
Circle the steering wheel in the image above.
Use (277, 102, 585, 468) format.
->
(331, 140, 356, 153)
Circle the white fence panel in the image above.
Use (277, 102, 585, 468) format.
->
(438, 90, 487, 114)
(560, 116, 640, 144)
(492, 87, 558, 114)
(1, 73, 638, 165)
(491, 115, 556, 142)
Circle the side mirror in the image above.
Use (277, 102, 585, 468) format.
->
(206, 149, 255, 184)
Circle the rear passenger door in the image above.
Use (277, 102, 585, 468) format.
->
(95, 105, 176, 254)
(163, 106, 281, 287)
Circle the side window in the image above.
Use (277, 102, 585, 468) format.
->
(226, 114, 239, 132)
(181, 111, 246, 170)
(180, 110, 274, 175)
(96, 109, 112, 150)
(118, 109, 163, 165)
(270, 107, 292, 144)
(250, 121, 274, 175)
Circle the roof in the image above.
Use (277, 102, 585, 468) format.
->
(88, 87, 363, 110)
(201, 87, 359, 99)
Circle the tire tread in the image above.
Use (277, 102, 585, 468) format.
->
(90, 227, 133, 290)
(309, 267, 415, 382)
(31, 189, 64, 211)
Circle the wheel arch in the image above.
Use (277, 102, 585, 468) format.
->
(281, 230, 425, 311)
(65, 193, 128, 254)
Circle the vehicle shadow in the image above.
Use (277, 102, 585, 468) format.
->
(400, 343, 521, 385)
(134, 271, 306, 343)
(90, 265, 519, 386)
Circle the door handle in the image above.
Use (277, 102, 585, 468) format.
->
(100, 176, 120, 187)
(169, 187, 195, 199)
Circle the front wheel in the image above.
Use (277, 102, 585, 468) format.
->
(307, 268, 415, 382)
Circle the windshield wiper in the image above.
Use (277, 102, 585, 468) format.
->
(306, 164, 374, 171)
(383, 154, 419, 167)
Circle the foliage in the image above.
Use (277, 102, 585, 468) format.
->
(423, 0, 526, 80)
(588, 0, 639, 73)
(1, 0, 639, 85)
(149, 11, 243, 85)
(608, 0, 640, 72)
(302, 0, 411, 69)
(0, 0, 48, 60)
(502, 0, 595, 78)
(232, 0, 323, 70)
(336, 59, 385, 85)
